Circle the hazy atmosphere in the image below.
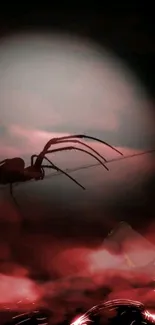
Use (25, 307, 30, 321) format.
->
(0, 32, 155, 229)
(0, 8, 155, 325)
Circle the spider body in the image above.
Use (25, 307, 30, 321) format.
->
(0, 134, 123, 206)
(0, 158, 26, 184)
(0, 158, 43, 183)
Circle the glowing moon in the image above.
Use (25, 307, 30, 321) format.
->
(0, 31, 154, 156)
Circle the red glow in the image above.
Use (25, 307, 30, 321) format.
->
(0, 274, 40, 309)
(145, 310, 155, 322)
(71, 314, 91, 325)
(1, 223, 155, 321)
(87, 248, 124, 273)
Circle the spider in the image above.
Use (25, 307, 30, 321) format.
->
(0, 134, 123, 206)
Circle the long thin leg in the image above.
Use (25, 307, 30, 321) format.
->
(43, 134, 123, 156)
(49, 139, 107, 161)
(31, 154, 51, 167)
(40, 163, 85, 190)
(9, 183, 20, 208)
(31, 139, 107, 166)
(31, 154, 85, 189)
(31, 155, 35, 166)
(45, 146, 109, 171)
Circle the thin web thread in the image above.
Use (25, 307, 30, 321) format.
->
(46, 149, 155, 178)
(1, 149, 155, 190)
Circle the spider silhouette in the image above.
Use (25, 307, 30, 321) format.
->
(0, 134, 123, 206)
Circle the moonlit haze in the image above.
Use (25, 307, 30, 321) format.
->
(0, 31, 155, 323)
(0, 32, 154, 216)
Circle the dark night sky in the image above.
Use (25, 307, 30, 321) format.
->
(0, 5, 155, 323)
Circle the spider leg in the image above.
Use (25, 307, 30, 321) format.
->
(30, 154, 44, 169)
(49, 139, 107, 162)
(43, 134, 123, 156)
(31, 155, 35, 166)
(31, 154, 52, 167)
(45, 146, 109, 171)
(41, 163, 85, 190)
(35, 153, 85, 189)
(41, 166, 45, 179)
(32, 152, 85, 190)
(9, 183, 20, 208)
